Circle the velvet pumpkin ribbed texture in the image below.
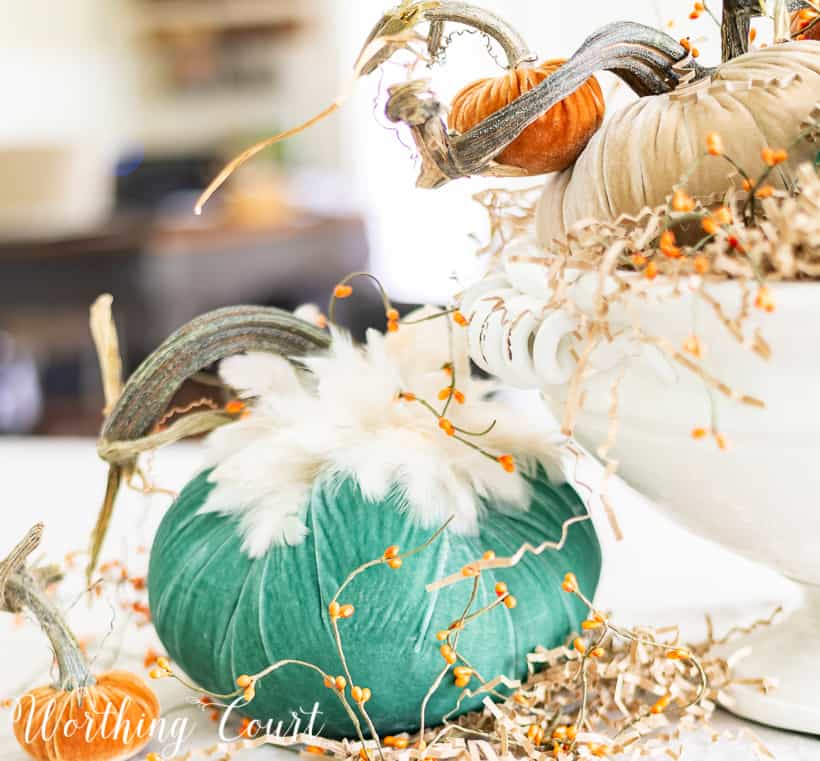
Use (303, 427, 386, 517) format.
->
(449, 60, 605, 175)
(13, 671, 160, 761)
(148, 469, 601, 738)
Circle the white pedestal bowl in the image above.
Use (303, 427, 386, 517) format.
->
(459, 268, 820, 734)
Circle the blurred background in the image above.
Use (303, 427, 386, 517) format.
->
(0, 0, 727, 435)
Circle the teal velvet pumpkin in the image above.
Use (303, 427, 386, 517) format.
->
(148, 468, 600, 738)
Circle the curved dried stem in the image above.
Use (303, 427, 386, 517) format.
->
(357, 1, 535, 75)
(0, 523, 44, 611)
(386, 21, 706, 187)
(1, 525, 94, 691)
(88, 306, 330, 581)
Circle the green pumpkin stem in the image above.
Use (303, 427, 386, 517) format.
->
(1, 525, 94, 692)
(89, 305, 331, 582)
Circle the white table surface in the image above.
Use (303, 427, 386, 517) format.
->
(0, 437, 817, 760)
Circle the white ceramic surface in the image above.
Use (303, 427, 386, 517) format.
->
(459, 266, 820, 734)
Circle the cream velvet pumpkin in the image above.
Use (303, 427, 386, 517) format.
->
(536, 41, 820, 245)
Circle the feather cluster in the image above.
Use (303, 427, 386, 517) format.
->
(199, 308, 566, 556)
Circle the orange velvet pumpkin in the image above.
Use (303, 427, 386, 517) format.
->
(449, 59, 605, 175)
(13, 671, 160, 761)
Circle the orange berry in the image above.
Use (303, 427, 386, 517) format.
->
(225, 399, 246, 415)
(590, 646, 606, 658)
(504, 595, 518, 609)
(680, 37, 691, 51)
(454, 675, 470, 688)
(671, 188, 695, 212)
(581, 619, 602, 630)
(483, 550, 496, 560)
(453, 310, 469, 327)
(495, 581, 508, 596)
(236, 674, 253, 688)
(682, 335, 702, 358)
(436, 630, 448, 641)
(755, 286, 775, 312)
(328, 601, 340, 618)
(651, 695, 671, 714)
(324, 675, 335, 689)
(438, 417, 455, 436)
(387, 319, 399, 333)
(453, 389, 465, 404)
(440, 644, 457, 664)
(552, 726, 568, 740)
(631, 253, 647, 267)
(691, 46, 700, 57)
(667, 648, 691, 660)
(453, 666, 472, 679)
(384, 737, 409, 749)
(334, 284, 353, 299)
(384, 544, 400, 559)
(386, 308, 399, 321)
(339, 604, 355, 619)
(749, 27, 757, 42)
(461, 563, 479, 577)
(701, 216, 718, 236)
(573, 637, 587, 654)
(561, 573, 579, 593)
(156, 657, 171, 672)
(645, 261, 658, 280)
(497, 454, 515, 473)
(691, 427, 708, 440)
(742, 178, 753, 192)
(334, 675, 347, 691)
(147, 754, 163, 761)
(243, 686, 256, 703)
(694, 255, 710, 274)
(755, 184, 775, 199)
(706, 132, 723, 156)
(689, 10, 700, 19)
(149, 668, 165, 680)
(306, 746, 325, 755)
(351, 685, 363, 702)
(659, 229, 681, 259)
(715, 432, 730, 451)
(388, 558, 403, 569)
(398, 391, 416, 402)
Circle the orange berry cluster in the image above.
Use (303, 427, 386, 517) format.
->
(149, 656, 172, 680)
(328, 601, 355, 620)
(383, 544, 402, 569)
(438, 387, 465, 404)
(691, 427, 730, 451)
(659, 230, 681, 259)
(755, 285, 775, 313)
(236, 674, 256, 703)
(705, 131, 723, 156)
(679, 36, 700, 58)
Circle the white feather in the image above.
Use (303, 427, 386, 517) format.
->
(199, 308, 564, 557)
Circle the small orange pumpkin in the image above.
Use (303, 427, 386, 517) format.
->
(449, 60, 605, 175)
(1, 525, 160, 761)
(13, 672, 160, 761)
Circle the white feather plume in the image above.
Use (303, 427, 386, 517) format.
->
(199, 307, 566, 557)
